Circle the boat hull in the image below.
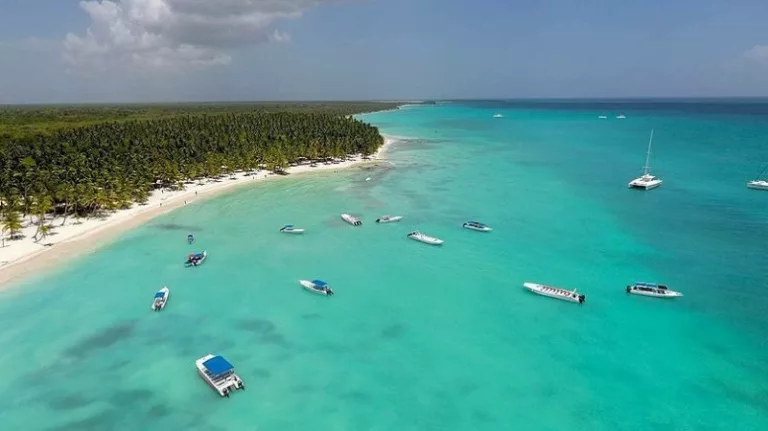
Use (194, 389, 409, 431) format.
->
(628, 180, 662, 190)
(195, 354, 244, 398)
(626, 285, 683, 298)
(341, 214, 362, 226)
(299, 280, 333, 296)
(523, 282, 584, 304)
(281, 228, 305, 234)
(747, 181, 768, 191)
(151, 287, 170, 311)
(463, 224, 492, 232)
(185, 251, 207, 267)
(376, 216, 402, 223)
(407, 233, 444, 245)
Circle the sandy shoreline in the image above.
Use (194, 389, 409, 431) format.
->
(0, 137, 396, 289)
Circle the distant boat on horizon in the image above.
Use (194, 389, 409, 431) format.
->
(598, 115, 608, 119)
(493, 113, 503, 118)
(616, 114, 627, 119)
(628, 130, 662, 190)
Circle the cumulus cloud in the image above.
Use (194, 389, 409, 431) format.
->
(743, 45, 768, 63)
(63, 0, 335, 73)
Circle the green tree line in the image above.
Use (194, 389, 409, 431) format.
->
(0, 110, 387, 241)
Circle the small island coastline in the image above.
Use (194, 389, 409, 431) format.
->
(0, 137, 396, 289)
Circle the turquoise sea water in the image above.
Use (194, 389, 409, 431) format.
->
(1, 101, 767, 430)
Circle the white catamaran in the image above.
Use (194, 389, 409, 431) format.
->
(628, 130, 663, 190)
(747, 165, 768, 191)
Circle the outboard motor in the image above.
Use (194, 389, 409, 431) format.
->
(376, 218, 381, 223)
(578, 295, 586, 304)
(626, 286, 631, 293)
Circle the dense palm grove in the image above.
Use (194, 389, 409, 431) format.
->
(0, 103, 396, 240)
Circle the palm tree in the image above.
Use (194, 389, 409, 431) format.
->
(32, 196, 53, 241)
(2, 210, 23, 240)
(35, 224, 52, 243)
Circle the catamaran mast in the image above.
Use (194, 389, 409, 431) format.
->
(754, 164, 768, 181)
(643, 130, 654, 175)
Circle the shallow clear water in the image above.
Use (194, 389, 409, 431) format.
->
(1, 102, 767, 430)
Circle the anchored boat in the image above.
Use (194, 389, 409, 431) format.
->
(185, 251, 207, 267)
(628, 130, 662, 190)
(463, 221, 492, 232)
(195, 354, 245, 398)
(626, 282, 683, 298)
(280, 224, 305, 234)
(151, 286, 169, 311)
(407, 231, 444, 245)
(523, 282, 585, 304)
(376, 215, 402, 223)
(341, 213, 362, 226)
(300, 279, 334, 296)
(187, 233, 195, 244)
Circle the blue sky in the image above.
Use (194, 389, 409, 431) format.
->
(1, 0, 768, 103)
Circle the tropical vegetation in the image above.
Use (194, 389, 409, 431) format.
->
(0, 102, 397, 238)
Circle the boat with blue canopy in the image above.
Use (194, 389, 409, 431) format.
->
(195, 354, 245, 397)
(463, 221, 493, 232)
(280, 224, 305, 234)
(300, 279, 334, 296)
(185, 250, 207, 267)
(626, 282, 682, 298)
(151, 286, 169, 311)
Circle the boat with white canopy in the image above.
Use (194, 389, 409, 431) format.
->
(626, 282, 683, 298)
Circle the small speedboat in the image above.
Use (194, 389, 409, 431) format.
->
(463, 221, 492, 232)
(598, 115, 608, 119)
(151, 286, 170, 311)
(523, 282, 585, 304)
(493, 113, 503, 118)
(187, 234, 195, 244)
(407, 231, 444, 245)
(626, 282, 683, 298)
(280, 224, 305, 234)
(300, 279, 334, 296)
(185, 250, 207, 267)
(616, 114, 626, 119)
(195, 354, 245, 398)
(341, 213, 362, 226)
(376, 215, 402, 223)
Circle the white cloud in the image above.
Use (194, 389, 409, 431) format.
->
(743, 45, 768, 63)
(63, 0, 335, 73)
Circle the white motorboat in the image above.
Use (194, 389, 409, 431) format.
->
(747, 166, 768, 190)
(407, 231, 444, 245)
(463, 221, 493, 232)
(341, 213, 362, 226)
(523, 282, 585, 304)
(299, 279, 334, 296)
(279, 224, 305, 234)
(626, 282, 683, 298)
(598, 115, 608, 119)
(151, 286, 169, 311)
(493, 113, 504, 118)
(616, 114, 626, 119)
(376, 215, 402, 223)
(185, 250, 207, 267)
(628, 130, 663, 190)
(195, 354, 245, 398)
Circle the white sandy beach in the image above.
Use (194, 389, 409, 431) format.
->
(0, 137, 395, 288)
